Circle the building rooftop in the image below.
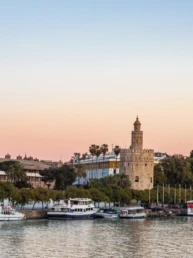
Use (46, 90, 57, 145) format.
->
(0, 158, 50, 170)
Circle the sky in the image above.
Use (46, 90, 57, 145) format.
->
(0, 0, 193, 161)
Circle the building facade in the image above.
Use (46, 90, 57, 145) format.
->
(73, 153, 120, 185)
(120, 117, 154, 190)
(0, 155, 62, 188)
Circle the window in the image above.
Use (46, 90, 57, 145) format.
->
(128, 163, 129, 166)
(150, 177, 152, 183)
(135, 176, 139, 182)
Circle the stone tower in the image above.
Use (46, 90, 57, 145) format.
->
(120, 117, 154, 190)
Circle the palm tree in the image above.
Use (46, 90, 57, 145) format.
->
(6, 161, 26, 183)
(113, 145, 121, 174)
(75, 164, 87, 185)
(95, 145, 102, 179)
(81, 152, 88, 160)
(100, 144, 109, 177)
(72, 153, 81, 164)
(89, 144, 96, 180)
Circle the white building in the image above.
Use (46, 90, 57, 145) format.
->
(73, 153, 120, 185)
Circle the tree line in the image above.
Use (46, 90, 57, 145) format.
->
(1, 150, 193, 207)
(154, 150, 193, 188)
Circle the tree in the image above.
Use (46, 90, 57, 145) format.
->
(65, 186, 91, 199)
(17, 188, 34, 208)
(32, 187, 53, 209)
(95, 145, 101, 178)
(40, 164, 77, 190)
(0, 181, 14, 203)
(89, 144, 96, 179)
(6, 161, 26, 183)
(40, 168, 56, 188)
(113, 145, 121, 174)
(120, 188, 132, 205)
(75, 164, 87, 185)
(190, 150, 193, 158)
(161, 156, 193, 186)
(54, 164, 77, 190)
(100, 144, 109, 177)
(81, 152, 88, 160)
(72, 153, 81, 163)
(154, 164, 167, 186)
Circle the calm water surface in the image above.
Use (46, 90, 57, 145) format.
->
(1, 217, 193, 258)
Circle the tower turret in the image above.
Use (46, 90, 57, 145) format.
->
(131, 116, 143, 152)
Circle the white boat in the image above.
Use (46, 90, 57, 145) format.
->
(119, 206, 146, 219)
(47, 198, 98, 220)
(187, 200, 193, 216)
(0, 206, 25, 221)
(95, 208, 119, 218)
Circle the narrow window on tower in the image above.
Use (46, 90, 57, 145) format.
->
(135, 176, 139, 182)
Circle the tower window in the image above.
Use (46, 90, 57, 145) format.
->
(150, 177, 152, 183)
(145, 163, 147, 166)
(128, 163, 129, 166)
(135, 176, 139, 182)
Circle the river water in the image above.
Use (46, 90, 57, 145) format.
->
(1, 217, 193, 258)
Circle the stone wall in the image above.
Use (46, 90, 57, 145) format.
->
(20, 210, 47, 220)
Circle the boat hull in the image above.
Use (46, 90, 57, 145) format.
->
(47, 211, 96, 220)
(0, 214, 25, 221)
(95, 210, 118, 219)
(119, 213, 146, 219)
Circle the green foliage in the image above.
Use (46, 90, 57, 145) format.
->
(89, 188, 107, 203)
(87, 174, 131, 204)
(75, 164, 87, 182)
(65, 186, 91, 199)
(160, 156, 193, 186)
(0, 161, 27, 184)
(89, 174, 131, 189)
(0, 161, 17, 171)
(154, 164, 167, 186)
(40, 164, 77, 190)
(17, 188, 34, 207)
(54, 164, 77, 190)
(0, 181, 14, 201)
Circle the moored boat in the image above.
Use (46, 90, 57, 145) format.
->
(0, 206, 25, 221)
(47, 198, 97, 220)
(95, 208, 119, 218)
(119, 206, 146, 219)
(187, 200, 193, 216)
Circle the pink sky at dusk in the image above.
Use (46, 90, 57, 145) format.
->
(1, 1, 193, 162)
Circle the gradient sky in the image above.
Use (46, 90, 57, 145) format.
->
(0, 0, 193, 161)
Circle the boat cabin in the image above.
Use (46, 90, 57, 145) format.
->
(187, 200, 193, 216)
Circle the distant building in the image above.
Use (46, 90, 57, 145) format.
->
(73, 153, 120, 185)
(41, 160, 63, 168)
(120, 117, 154, 190)
(0, 155, 63, 188)
(154, 152, 168, 164)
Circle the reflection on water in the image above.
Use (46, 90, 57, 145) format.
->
(1, 217, 193, 257)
